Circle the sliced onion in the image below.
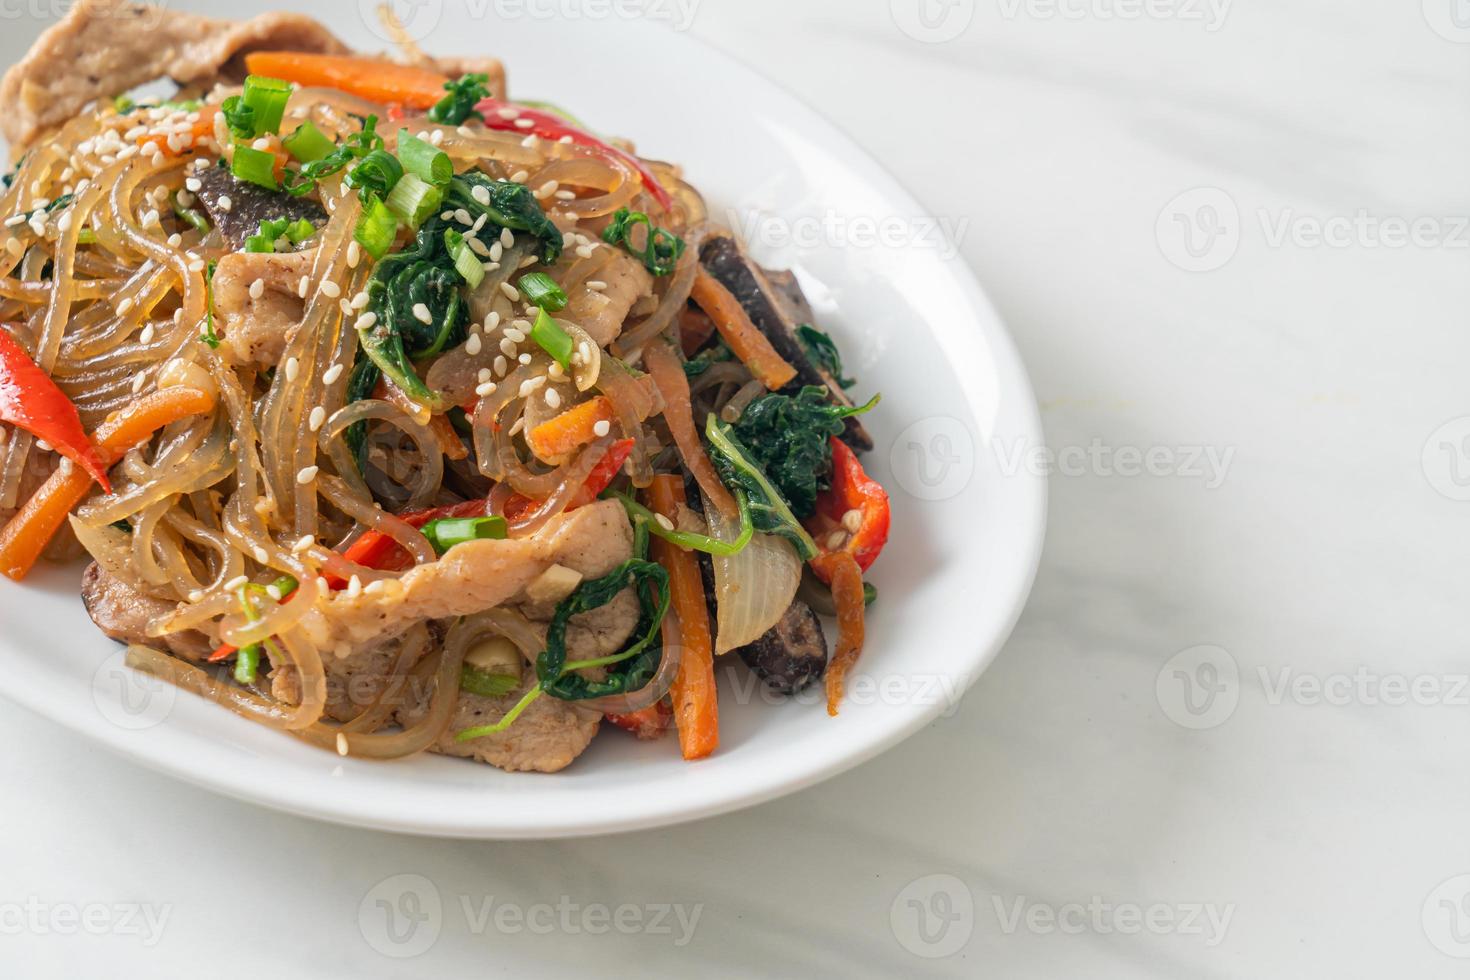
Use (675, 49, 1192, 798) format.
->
(704, 491, 801, 654)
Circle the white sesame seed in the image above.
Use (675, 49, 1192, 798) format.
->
(509, 417, 526, 436)
(575, 245, 594, 259)
(455, 208, 473, 225)
(514, 118, 535, 130)
(285, 357, 300, 382)
(323, 364, 344, 385)
(555, 190, 576, 202)
(248, 279, 265, 300)
(493, 355, 508, 376)
(466, 333, 482, 355)
(354, 312, 378, 332)
(545, 388, 561, 409)
(475, 381, 497, 398)
(347, 575, 362, 598)
(520, 134, 539, 149)
(309, 406, 326, 431)
(500, 228, 515, 248)
(347, 240, 361, 268)
(266, 583, 283, 601)
(117, 297, 134, 315)
(499, 338, 518, 358)
(656, 513, 675, 532)
(592, 420, 611, 437)
(412, 303, 433, 324)
(504, 327, 526, 344)
(586, 280, 607, 292)
(251, 137, 271, 151)
(297, 276, 309, 298)
(292, 535, 315, 554)
(296, 465, 319, 485)
(187, 590, 204, 603)
(339, 298, 354, 316)
(826, 531, 848, 551)
(499, 282, 520, 302)
(518, 376, 546, 397)
(224, 575, 249, 591)
(497, 107, 520, 120)
(536, 180, 559, 198)
(166, 233, 182, 248)
(319, 280, 341, 298)
(253, 545, 270, 563)
(184, 177, 202, 192)
(217, 195, 232, 212)
(471, 184, 491, 206)
(3, 215, 23, 228)
(132, 373, 147, 393)
(336, 733, 350, 756)
(351, 291, 371, 310)
(518, 353, 532, 365)
(488, 241, 504, 262)
(841, 509, 864, 533)
(138, 324, 155, 344)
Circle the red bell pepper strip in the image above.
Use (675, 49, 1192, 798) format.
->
(502, 438, 634, 523)
(0, 333, 111, 491)
(606, 700, 673, 740)
(327, 498, 490, 588)
(806, 437, 889, 585)
(473, 98, 674, 212)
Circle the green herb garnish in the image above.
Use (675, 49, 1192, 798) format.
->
(427, 73, 491, 127)
(601, 208, 685, 276)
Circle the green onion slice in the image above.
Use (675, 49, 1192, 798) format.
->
(241, 74, 292, 137)
(422, 516, 508, 555)
(354, 196, 400, 261)
(383, 172, 443, 230)
(231, 144, 279, 190)
(518, 271, 567, 312)
(282, 120, 334, 163)
(529, 308, 573, 370)
(395, 129, 453, 186)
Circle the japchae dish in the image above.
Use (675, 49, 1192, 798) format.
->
(0, 2, 889, 772)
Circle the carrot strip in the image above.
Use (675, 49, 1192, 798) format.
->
(690, 268, 797, 390)
(0, 386, 217, 582)
(646, 475, 718, 760)
(243, 52, 449, 110)
(606, 701, 673, 739)
(812, 550, 867, 716)
(643, 342, 737, 520)
(525, 395, 616, 461)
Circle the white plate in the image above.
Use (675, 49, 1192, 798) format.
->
(0, 9, 1045, 838)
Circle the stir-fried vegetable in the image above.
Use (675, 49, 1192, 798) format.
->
(812, 550, 867, 715)
(0, 334, 111, 489)
(519, 272, 567, 312)
(644, 342, 738, 519)
(797, 323, 856, 389)
(529, 309, 573, 368)
(807, 437, 890, 581)
(690, 268, 797, 390)
(455, 522, 671, 740)
(280, 115, 385, 198)
(428, 73, 491, 126)
(645, 476, 718, 760)
(473, 97, 675, 211)
(243, 52, 450, 110)
(614, 491, 754, 557)
(0, 386, 217, 581)
(601, 208, 686, 276)
(704, 414, 818, 560)
(525, 395, 616, 461)
(732, 386, 879, 519)
(243, 216, 317, 253)
(421, 515, 508, 554)
(442, 173, 564, 264)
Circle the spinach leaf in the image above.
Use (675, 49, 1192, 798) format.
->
(280, 115, 384, 198)
(357, 213, 468, 408)
(427, 73, 490, 126)
(705, 412, 820, 560)
(730, 386, 879, 519)
(682, 341, 731, 379)
(443, 172, 563, 264)
(537, 542, 670, 702)
(797, 323, 856, 389)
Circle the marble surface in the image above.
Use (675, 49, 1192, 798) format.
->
(2, 1, 1466, 976)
